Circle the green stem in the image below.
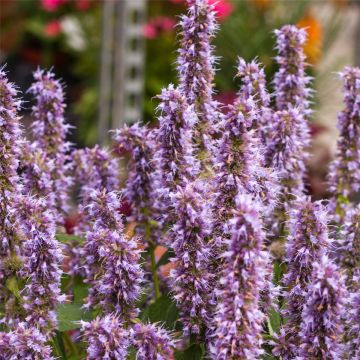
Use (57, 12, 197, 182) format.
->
(149, 243, 161, 300)
(63, 331, 79, 358)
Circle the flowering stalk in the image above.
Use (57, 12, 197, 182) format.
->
(328, 67, 360, 222)
(348, 272, 360, 359)
(84, 190, 143, 321)
(280, 199, 331, 358)
(155, 85, 199, 218)
(337, 205, 360, 290)
(112, 123, 157, 230)
(177, 0, 220, 167)
(28, 69, 73, 222)
(169, 180, 214, 336)
(298, 256, 346, 359)
(131, 323, 175, 360)
(210, 195, 269, 359)
(15, 195, 65, 334)
(0, 68, 24, 322)
(0, 323, 55, 360)
(274, 25, 312, 117)
(81, 315, 129, 360)
(265, 108, 310, 238)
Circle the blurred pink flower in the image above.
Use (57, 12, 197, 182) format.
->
(75, 0, 91, 11)
(44, 20, 62, 37)
(168, 0, 234, 21)
(41, 0, 65, 12)
(143, 16, 176, 39)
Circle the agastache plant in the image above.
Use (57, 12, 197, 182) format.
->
(15, 195, 64, 334)
(0, 68, 24, 322)
(280, 199, 331, 358)
(274, 25, 312, 117)
(131, 323, 175, 360)
(28, 69, 73, 222)
(297, 255, 347, 360)
(348, 272, 360, 359)
(155, 85, 199, 219)
(169, 180, 214, 336)
(81, 315, 129, 360)
(177, 0, 220, 168)
(83, 190, 143, 321)
(210, 195, 269, 360)
(0, 322, 55, 360)
(328, 67, 360, 222)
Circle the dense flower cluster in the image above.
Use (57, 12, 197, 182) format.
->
(210, 195, 269, 359)
(81, 315, 129, 360)
(298, 256, 346, 359)
(27, 69, 72, 221)
(328, 67, 360, 221)
(169, 180, 214, 335)
(131, 323, 175, 360)
(1, 1, 360, 358)
(0, 323, 55, 360)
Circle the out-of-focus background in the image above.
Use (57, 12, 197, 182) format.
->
(1, 0, 360, 198)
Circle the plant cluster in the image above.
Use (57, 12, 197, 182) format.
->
(0, 0, 359, 359)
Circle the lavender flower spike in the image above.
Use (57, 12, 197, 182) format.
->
(348, 272, 360, 359)
(131, 323, 175, 360)
(0, 323, 55, 360)
(280, 199, 331, 358)
(112, 123, 156, 229)
(155, 85, 199, 219)
(298, 255, 347, 360)
(0, 68, 24, 320)
(84, 190, 143, 320)
(210, 194, 269, 360)
(328, 67, 360, 221)
(15, 195, 65, 333)
(81, 315, 129, 360)
(169, 180, 214, 336)
(177, 0, 220, 165)
(274, 25, 312, 116)
(28, 68, 73, 220)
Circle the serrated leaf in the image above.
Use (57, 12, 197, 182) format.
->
(55, 234, 85, 244)
(141, 294, 179, 329)
(175, 344, 204, 360)
(56, 303, 92, 331)
(156, 249, 175, 269)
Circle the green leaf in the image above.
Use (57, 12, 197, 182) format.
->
(156, 249, 175, 269)
(56, 234, 85, 244)
(5, 276, 21, 300)
(141, 294, 179, 330)
(56, 303, 92, 332)
(268, 308, 281, 334)
(174, 344, 204, 360)
(73, 276, 89, 303)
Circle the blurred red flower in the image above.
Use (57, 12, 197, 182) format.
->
(44, 20, 61, 37)
(41, 0, 65, 12)
(143, 16, 176, 39)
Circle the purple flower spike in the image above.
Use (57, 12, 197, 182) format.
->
(274, 25, 312, 116)
(281, 199, 331, 358)
(81, 315, 129, 360)
(131, 323, 175, 360)
(15, 195, 64, 333)
(328, 67, 360, 222)
(84, 190, 143, 320)
(0, 68, 23, 303)
(210, 195, 269, 360)
(265, 108, 310, 236)
(337, 205, 360, 289)
(72, 145, 119, 232)
(213, 95, 278, 238)
(169, 180, 214, 336)
(298, 256, 347, 360)
(28, 69, 73, 221)
(0, 323, 55, 360)
(348, 272, 360, 359)
(177, 0, 220, 165)
(112, 123, 157, 228)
